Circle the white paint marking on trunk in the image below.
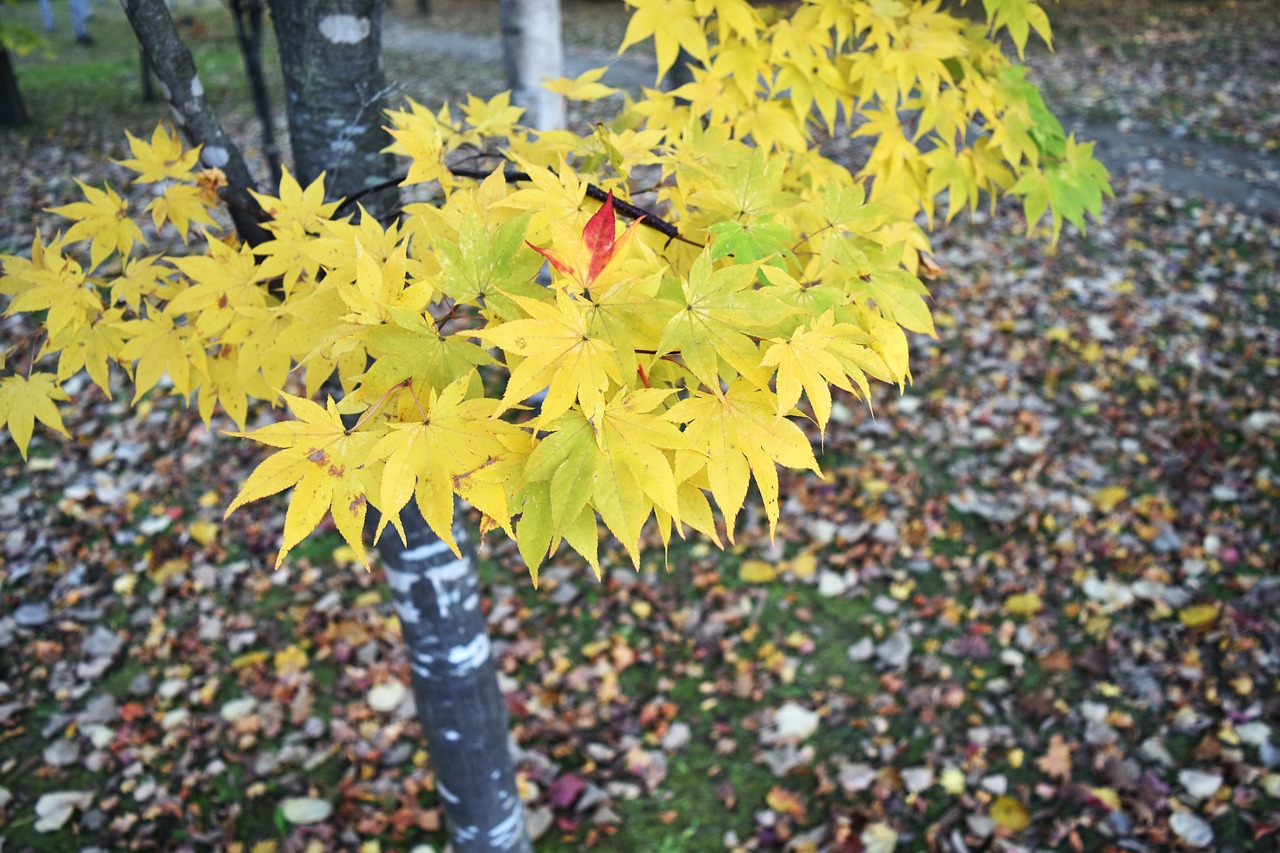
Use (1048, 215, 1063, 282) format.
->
(425, 558, 469, 618)
(393, 596, 422, 625)
(489, 802, 526, 849)
(462, 593, 480, 611)
(158, 80, 171, 101)
(190, 76, 204, 100)
(444, 729, 461, 741)
(455, 825, 479, 842)
(318, 14, 371, 44)
(447, 633, 491, 675)
(401, 539, 452, 564)
(384, 564, 415, 594)
(170, 107, 186, 127)
(437, 781, 461, 804)
(202, 146, 230, 168)
(408, 648, 435, 677)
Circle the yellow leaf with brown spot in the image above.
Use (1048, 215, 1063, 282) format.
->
(226, 391, 383, 569)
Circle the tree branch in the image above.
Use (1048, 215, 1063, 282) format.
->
(334, 166, 703, 248)
(120, 0, 270, 247)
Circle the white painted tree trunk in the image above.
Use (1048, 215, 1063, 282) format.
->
(376, 501, 532, 853)
(498, 0, 564, 131)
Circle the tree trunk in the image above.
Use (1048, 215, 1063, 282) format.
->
(228, 0, 282, 184)
(376, 501, 532, 853)
(270, 0, 534, 835)
(498, 0, 563, 131)
(120, 0, 270, 246)
(0, 48, 28, 127)
(129, 2, 533, 846)
(416, 0, 430, 16)
(140, 46, 158, 102)
(265, 0, 398, 217)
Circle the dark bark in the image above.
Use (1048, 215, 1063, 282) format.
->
(120, 0, 270, 246)
(265, 0, 398, 218)
(140, 47, 158, 102)
(228, 0, 282, 184)
(661, 47, 699, 97)
(375, 501, 532, 853)
(416, 0, 430, 15)
(0, 47, 28, 127)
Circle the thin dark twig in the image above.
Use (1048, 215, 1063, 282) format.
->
(334, 166, 703, 249)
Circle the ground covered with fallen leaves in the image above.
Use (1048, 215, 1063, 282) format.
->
(1, 1, 1278, 851)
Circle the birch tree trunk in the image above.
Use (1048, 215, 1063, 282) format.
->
(376, 502, 532, 853)
(498, 0, 564, 131)
(265, 0, 398, 217)
(128, 3, 533, 848)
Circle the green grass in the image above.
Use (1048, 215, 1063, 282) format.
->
(6, 1, 280, 136)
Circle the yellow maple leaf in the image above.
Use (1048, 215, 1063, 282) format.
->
(0, 373, 71, 459)
(543, 66, 620, 102)
(383, 99, 452, 187)
(249, 168, 340, 237)
(471, 291, 625, 424)
(47, 180, 146, 271)
(115, 123, 203, 183)
(225, 392, 383, 568)
(118, 311, 195, 402)
(762, 311, 867, 431)
(666, 382, 820, 539)
(619, 0, 711, 83)
(146, 183, 218, 241)
(368, 376, 516, 552)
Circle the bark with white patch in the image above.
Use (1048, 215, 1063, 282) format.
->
(266, 0, 398, 218)
(498, 0, 564, 131)
(376, 500, 532, 853)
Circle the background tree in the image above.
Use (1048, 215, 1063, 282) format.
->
(2, 1, 1109, 851)
(0, 10, 43, 126)
(499, 0, 564, 130)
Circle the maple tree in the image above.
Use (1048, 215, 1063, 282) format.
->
(2, 0, 1108, 579)
(1, 0, 1110, 847)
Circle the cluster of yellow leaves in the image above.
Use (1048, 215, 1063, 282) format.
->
(611, 0, 1109, 233)
(1, 1, 1109, 583)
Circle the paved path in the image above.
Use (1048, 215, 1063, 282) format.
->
(383, 28, 1280, 212)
